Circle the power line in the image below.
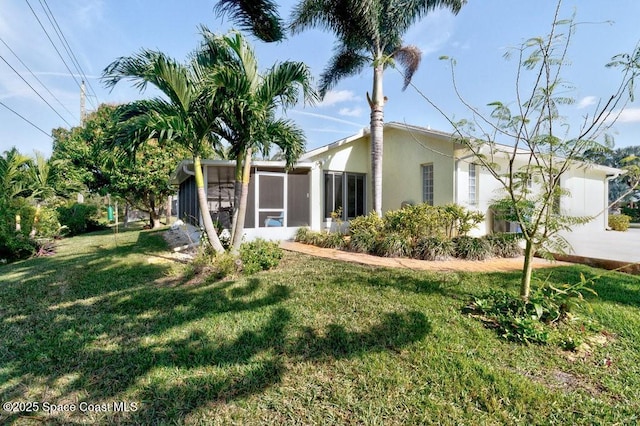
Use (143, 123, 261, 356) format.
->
(39, 0, 100, 109)
(0, 36, 78, 121)
(0, 53, 73, 127)
(0, 101, 52, 137)
(24, 0, 84, 100)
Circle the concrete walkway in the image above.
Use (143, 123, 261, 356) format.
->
(280, 241, 569, 273)
(557, 228, 640, 273)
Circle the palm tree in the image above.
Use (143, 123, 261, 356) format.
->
(201, 30, 317, 251)
(102, 46, 227, 253)
(25, 152, 74, 237)
(0, 148, 30, 232)
(289, 0, 466, 215)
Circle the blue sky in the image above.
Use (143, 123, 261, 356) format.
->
(1, 0, 639, 158)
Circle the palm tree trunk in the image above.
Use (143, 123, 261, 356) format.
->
(29, 202, 41, 238)
(230, 160, 243, 245)
(231, 148, 252, 252)
(370, 61, 385, 216)
(194, 156, 225, 253)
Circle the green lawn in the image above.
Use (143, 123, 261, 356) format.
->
(1, 227, 639, 424)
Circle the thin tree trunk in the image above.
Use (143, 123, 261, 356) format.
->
(520, 240, 536, 301)
(194, 156, 225, 253)
(123, 203, 130, 228)
(232, 148, 252, 252)
(370, 61, 385, 216)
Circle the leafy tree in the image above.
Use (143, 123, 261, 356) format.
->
(52, 104, 185, 229)
(102, 43, 228, 252)
(215, 0, 466, 216)
(418, 5, 640, 300)
(201, 30, 316, 251)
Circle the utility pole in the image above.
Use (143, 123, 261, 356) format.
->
(80, 80, 86, 123)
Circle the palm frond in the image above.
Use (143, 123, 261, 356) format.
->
(393, 45, 422, 90)
(258, 61, 318, 108)
(386, 0, 466, 36)
(214, 0, 285, 42)
(319, 44, 369, 97)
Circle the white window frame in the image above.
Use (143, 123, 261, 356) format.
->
(468, 163, 477, 205)
(422, 163, 434, 205)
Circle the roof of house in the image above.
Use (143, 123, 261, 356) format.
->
(170, 158, 316, 185)
(300, 121, 624, 176)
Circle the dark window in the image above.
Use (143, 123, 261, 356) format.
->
(325, 172, 365, 219)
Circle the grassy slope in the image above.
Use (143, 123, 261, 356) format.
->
(0, 227, 639, 425)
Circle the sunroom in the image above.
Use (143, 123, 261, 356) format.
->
(171, 159, 315, 241)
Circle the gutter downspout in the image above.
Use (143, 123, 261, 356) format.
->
(605, 172, 622, 230)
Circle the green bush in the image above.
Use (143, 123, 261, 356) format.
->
(608, 214, 631, 231)
(348, 213, 383, 253)
(0, 231, 37, 261)
(33, 206, 61, 238)
(239, 238, 284, 275)
(57, 203, 105, 236)
(413, 236, 455, 260)
(485, 233, 523, 258)
(295, 227, 311, 243)
(621, 206, 640, 222)
(453, 236, 492, 260)
(374, 232, 412, 258)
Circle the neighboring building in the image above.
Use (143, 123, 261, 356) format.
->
(170, 122, 623, 241)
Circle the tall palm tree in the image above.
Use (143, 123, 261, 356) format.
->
(102, 46, 227, 253)
(290, 0, 466, 215)
(201, 30, 317, 251)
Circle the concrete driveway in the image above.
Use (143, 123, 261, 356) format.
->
(560, 228, 640, 263)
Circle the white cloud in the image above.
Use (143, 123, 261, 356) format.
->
(577, 96, 597, 109)
(338, 107, 364, 117)
(290, 110, 364, 127)
(612, 108, 640, 123)
(318, 90, 359, 107)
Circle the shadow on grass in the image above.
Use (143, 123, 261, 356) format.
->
(0, 232, 432, 424)
(332, 265, 472, 300)
(479, 265, 640, 307)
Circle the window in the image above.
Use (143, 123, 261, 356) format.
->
(324, 172, 365, 219)
(422, 164, 433, 205)
(468, 163, 477, 205)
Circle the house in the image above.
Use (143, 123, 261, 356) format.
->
(171, 122, 623, 240)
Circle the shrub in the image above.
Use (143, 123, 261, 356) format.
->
(348, 213, 383, 253)
(609, 214, 631, 231)
(316, 232, 346, 249)
(239, 238, 283, 275)
(453, 236, 492, 260)
(0, 231, 37, 262)
(485, 233, 523, 258)
(621, 206, 640, 222)
(374, 232, 412, 258)
(34, 206, 61, 238)
(464, 275, 597, 345)
(57, 203, 105, 236)
(414, 236, 455, 260)
(295, 227, 311, 243)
